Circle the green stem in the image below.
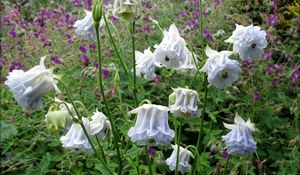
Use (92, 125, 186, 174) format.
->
(103, 16, 131, 82)
(95, 24, 122, 175)
(145, 146, 153, 175)
(175, 118, 183, 175)
(222, 155, 230, 175)
(191, 75, 208, 175)
(95, 135, 107, 164)
(80, 122, 114, 175)
(131, 20, 138, 106)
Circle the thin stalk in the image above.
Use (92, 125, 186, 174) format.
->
(191, 75, 208, 175)
(54, 78, 113, 175)
(175, 118, 183, 175)
(222, 155, 230, 175)
(95, 25, 122, 175)
(145, 146, 153, 175)
(95, 135, 107, 164)
(103, 16, 131, 82)
(131, 20, 138, 106)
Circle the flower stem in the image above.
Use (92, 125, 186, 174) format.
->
(145, 146, 153, 175)
(175, 118, 183, 175)
(95, 24, 122, 175)
(95, 135, 107, 164)
(222, 155, 230, 175)
(131, 20, 138, 106)
(103, 16, 131, 82)
(191, 75, 208, 175)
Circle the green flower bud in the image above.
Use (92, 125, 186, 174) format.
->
(92, 0, 103, 25)
(113, 0, 141, 21)
(168, 92, 176, 106)
(114, 71, 120, 83)
(45, 106, 68, 131)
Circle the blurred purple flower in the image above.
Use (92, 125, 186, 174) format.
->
(109, 15, 119, 23)
(51, 55, 64, 65)
(79, 45, 87, 53)
(262, 50, 273, 60)
(290, 68, 300, 82)
(86, 0, 93, 10)
(64, 12, 75, 27)
(93, 59, 98, 68)
(267, 13, 279, 26)
(135, 25, 143, 33)
(9, 61, 25, 72)
(193, 0, 200, 7)
(8, 28, 17, 38)
(265, 64, 277, 74)
(272, 0, 277, 10)
(252, 92, 261, 101)
(34, 30, 42, 38)
(192, 11, 199, 19)
(80, 55, 90, 67)
(179, 11, 188, 18)
(221, 150, 229, 159)
(210, 145, 217, 155)
(71, 0, 84, 7)
(102, 67, 110, 79)
(290, 82, 298, 90)
(187, 19, 199, 29)
(34, 17, 45, 27)
(143, 16, 150, 23)
(154, 75, 161, 84)
(142, 1, 152, 9)
(89, 44, 96, 51)
(277, 63, 285, 74)
(214, 0, 221, 5)
(148, 147, 156, 157)
(272, 78, 281, 87)
(203, 28, 214, 42)
(1, 56, 7, 66)
(144, 25, 151, 33)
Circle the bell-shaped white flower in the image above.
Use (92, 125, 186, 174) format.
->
(73, 10, 105, 42)
(113, 0, 141, 21)
(176, 49, 198, 75)
(166, 144, 194, 174)
(225, 24, 267, 60)
(127, 104, 175, 146)
(60, 110, 110, 152)
(169, 88, 200, 118)
(221, 114, 257, 155)
(135, 48, 157, 80)
(154, 24, 189, 68)
(45, 106, 69, 131)
(201, 46, 241, 89)
(5, 56, 60, 110)
(90, 110, 111, 138)
(60, 118, 92, 151)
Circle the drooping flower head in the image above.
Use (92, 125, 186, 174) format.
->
(201, 46, 241, 89)
(166, 145, 194, 174)
(60, 110, 110, 152)
(127, 104, 175, 146)
(154, 24, 189, 68)
(73, 10, 105, 42)
(221, 114, 257, 155)
(169, 87, 200, 118)
(176, 49, 198, 75)
(135, 47, 157, 80)
(225, 24, 267, 60)
(5, 57, 60, 110)
(45, 106, 69, 131)
(113, 0, 141, 21)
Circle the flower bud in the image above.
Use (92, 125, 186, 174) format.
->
(45, 106, 68, 131)
(92, 0, 103, 25)
(113, 0, 141, 21)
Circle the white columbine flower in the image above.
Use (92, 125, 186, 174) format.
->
(5, 56, 60, 110)
(127, 104, 175, 146)
(201, 46, 241, 89)
(154, 24, 189, 68)
(169, 88, 200, 118)
(176, 49, 198, 75)
(166, 145, 194, 174)
(221, 114, 257, 155)
(225, 24, 267, 60)
(135, 48, 157, 80)
(73, 10, 105, 42)
(90, 110, 111, 138)
(60, 111, 110, 152)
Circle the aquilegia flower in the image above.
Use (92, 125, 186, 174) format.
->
(169, 87, 200, 118)
(135, 47, 157, 80)
(127, 104, 175, 146)
(225, 24, 267, 60)
(221, 114, 257, 155)
(73, 10, 105, 42)
(45, 106, 69, 131)
(176, 49, 198, 75)
(113, 0, 141, 21)
(201, 46, 241, 89)
(60, 111, 110, 151)
(166, 144, 194, 174)
(5, 56, 60, 110)
(154, 24, 189, 68)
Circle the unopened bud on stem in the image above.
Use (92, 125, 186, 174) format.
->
(92, 0, 103, 26)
